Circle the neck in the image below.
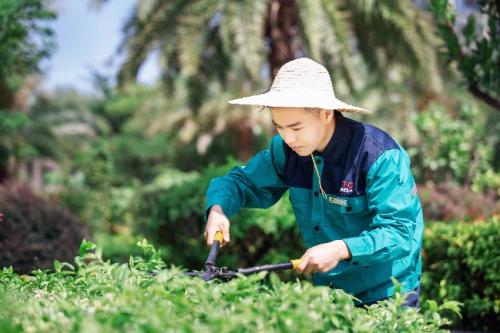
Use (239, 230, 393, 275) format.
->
(316, 117, 336, 153)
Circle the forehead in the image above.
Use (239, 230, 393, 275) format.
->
(271, 107, 315, 124)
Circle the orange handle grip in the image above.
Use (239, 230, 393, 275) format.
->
(214, 230, 224, 243)
(290, 259, 302, 270)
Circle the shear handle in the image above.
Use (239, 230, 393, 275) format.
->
(237, 259, 302, 275)
(205, 231, 224, 267)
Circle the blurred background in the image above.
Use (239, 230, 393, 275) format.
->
(0, 0, 498, 330)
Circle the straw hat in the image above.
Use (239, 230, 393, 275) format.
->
(228, 57, 370, 114)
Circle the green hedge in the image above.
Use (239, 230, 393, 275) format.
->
(0, 240, 459, 333)
(421, 217, 500, 332)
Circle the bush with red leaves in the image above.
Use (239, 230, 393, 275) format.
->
(0, 184, 91, 273)
(418, 181, 499, 221)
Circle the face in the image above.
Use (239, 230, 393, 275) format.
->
(271, 107, 334, 156)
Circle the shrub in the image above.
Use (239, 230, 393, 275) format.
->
(408, 102, 499, 194)
(0, 240, 460, 333)
(421, 217, 500, 331)
(418, 181, 499, 221)
(0, 183, 90, 273)
(54, 169, 141, 234)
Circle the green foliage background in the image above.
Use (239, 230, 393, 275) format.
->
(0, 0, 499, 332)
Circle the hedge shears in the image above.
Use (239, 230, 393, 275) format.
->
(185, 231, 302, 281)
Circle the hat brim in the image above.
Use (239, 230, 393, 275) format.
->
(228, 91, 371, 114)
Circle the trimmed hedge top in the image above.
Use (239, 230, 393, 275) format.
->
(0, 240, 460, 333)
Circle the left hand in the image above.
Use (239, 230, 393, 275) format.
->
(296, 240, 352, 275)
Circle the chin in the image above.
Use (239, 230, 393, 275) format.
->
(296, 149, 312, 156)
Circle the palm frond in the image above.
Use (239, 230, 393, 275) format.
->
(177, 1, 221, 76)
(223, 0, 267, 83)
(320, 0, 360, 92)
(297, 0, 325, 60)
(348, 0, 442, 92)
(117, 0, 191, 86)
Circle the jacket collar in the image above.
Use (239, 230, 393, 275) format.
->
(312, 111, 352, 163)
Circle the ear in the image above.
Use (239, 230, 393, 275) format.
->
(320, 109, 333, 124)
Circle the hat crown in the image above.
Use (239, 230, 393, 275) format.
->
(227, 57, 370, 114)
(270, 58, 335, 97)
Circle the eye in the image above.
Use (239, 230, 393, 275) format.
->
(292, 128, 302, 131)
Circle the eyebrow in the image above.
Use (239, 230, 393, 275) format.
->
(272, 120, 302, 128)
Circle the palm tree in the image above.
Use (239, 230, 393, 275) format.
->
(94, 0, 444, 161)
(116, 0, 442, 93)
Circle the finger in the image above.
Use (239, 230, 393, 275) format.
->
(297, 256, 309, 273)
(220, 223, 230, 244)
(206, 228, 216, 246)
(304, 262, 316, 275)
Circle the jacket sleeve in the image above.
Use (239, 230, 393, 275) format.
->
(204, 136, 288, 220)
(342, 148, 419, 266)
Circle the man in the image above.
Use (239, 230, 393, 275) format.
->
(204, 58, 423, 307)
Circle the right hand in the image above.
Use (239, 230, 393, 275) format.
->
(204, 205, 230, 247)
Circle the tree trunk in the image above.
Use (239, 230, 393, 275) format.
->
(0, 166, 8, 184)
(0, 79, 15, 110)
(30, 159, 43, 191)
(232, 118, 254, 162)
(265, 0, 299, 80)
(0, 144, 9, 183)
(0, 83, 14, 183)
(232, 0, 299, 160)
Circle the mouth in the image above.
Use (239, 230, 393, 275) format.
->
(290, 146, 302, 150)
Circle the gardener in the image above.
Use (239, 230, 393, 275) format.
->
(204, 58, 423, 308)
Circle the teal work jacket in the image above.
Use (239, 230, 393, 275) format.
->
(205, 111, 423, 304)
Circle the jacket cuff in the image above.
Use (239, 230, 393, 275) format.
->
(343, 236, 370, 267)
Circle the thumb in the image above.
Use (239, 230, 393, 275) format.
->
(297, 255, 309, 273)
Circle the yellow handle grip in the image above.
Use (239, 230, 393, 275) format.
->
(214, 230, 224, 243)
(290, 259, 302, 270)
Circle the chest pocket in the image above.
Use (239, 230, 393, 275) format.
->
(322, 195, 373, 237)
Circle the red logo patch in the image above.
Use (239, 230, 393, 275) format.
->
(340, 180, 354, 193)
